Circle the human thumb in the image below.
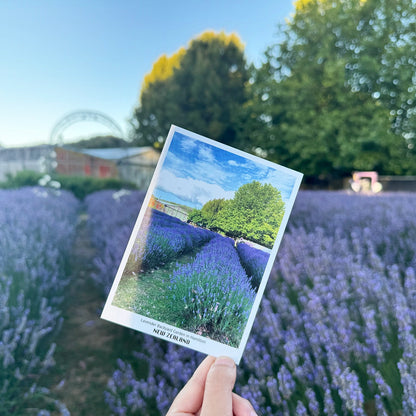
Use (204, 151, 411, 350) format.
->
(200, 356, 236, 416)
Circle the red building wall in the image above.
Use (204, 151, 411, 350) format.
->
(55, 147, 118, 178)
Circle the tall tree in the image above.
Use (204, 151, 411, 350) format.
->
(194, 198, 228, 229)
(131, 31, 249, 148)
(214, 181, 285, 248)
(247, 0, 416, 180)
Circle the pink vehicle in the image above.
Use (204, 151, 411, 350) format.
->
(350, 171, 383, 193)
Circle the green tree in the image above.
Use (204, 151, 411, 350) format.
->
(246, 0, 416, 181)
(131, 31, 249, 149)
(187, 208, 204, 226)
(69, 135, 128, 148)
(215, 181, 285, 248)
(200, 198, 228, 229)
(188, 199, 229, 229)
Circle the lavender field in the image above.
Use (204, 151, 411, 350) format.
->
(0, 187, 79, 414)
(86, 190, 416, 415)
(85, 189, 146, 296)
(110, 207, 263, 347)
(3, 188, 415, 415)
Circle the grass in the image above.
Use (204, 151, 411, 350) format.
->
(112, 239, 254, 348)
(112, 251, 197, 320)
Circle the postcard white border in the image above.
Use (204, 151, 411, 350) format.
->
(101, 125, 303, 364)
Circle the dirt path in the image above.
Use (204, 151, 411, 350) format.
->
(45, 212, 127, 415)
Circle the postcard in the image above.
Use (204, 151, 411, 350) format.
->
(101, 125, 303, 364)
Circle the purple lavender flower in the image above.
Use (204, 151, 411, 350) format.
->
(166, 236, 256, 346)
(277, 365, 296, 400)
(236, 242, 269, 290)
(101, 191, 416, 415)
(0, 187, 79, 414)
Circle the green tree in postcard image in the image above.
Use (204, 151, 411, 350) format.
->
(214, 181, 285, 248)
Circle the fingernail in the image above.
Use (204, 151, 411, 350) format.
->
(250, 412, 258, 416)
(214, 356, 235, 368)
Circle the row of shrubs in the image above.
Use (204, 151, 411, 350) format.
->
(88, 190, 416, 415)
(0, 187, 80, 414)
(0, 170, 137, 199)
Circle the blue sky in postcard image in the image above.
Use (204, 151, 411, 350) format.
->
(153, 132, 297, 209)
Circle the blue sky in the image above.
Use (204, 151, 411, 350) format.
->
(153, 131, 298, 209)
(0, 0, 295, 148)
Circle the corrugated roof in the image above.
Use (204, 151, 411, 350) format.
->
(79, 147, 154, 160)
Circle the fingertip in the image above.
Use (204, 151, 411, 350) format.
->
(208, 356, 236, 386)
(200, 356, 236, 415)
(232, 392, 258, 416)
(213, 356, 236, 369)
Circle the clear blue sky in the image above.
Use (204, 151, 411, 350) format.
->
(154, 130, 297, 209)
(0, 0, 295, 148)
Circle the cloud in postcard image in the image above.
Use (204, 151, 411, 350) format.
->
(155, 169, 234, 207)
(155, 132, 298, 208)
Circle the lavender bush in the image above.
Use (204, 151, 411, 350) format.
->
(111, 208, 253, 346)
(85, 189, 146, 295)
(125, 208, 215, 273)
(163, 235, 256, 346)
(236, 242, 269, 291)
(0, 187, 79, 415)
(86, 190, 416, 414)
(290, 191, 416, 271)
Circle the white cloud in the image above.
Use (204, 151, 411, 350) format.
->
(166, 142, 232, 186)
(227, 160, 240, 167)
(192, 160, 232, 185)
(156, 169, 235, 207)
(179, 137, 198, 153)
(198, 145, 215, 162)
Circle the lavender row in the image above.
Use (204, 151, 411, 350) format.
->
(290, 191, 416, 271)
(164, 236, 256, 346)
(236, 242, 269, 291)
(0, 187, 79, 414)
(103, 191, 416, 414)
(126, 208, 215, 273)
(85, 191, 214, 293)
(85, 189, 146, 295)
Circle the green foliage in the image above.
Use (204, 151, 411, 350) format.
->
(55, 175, 136, 200)
(163, 264, 253, 347)
(1, 170, 44, 188)
(130, 0, 416, 182)
(68, 135, 128, 149)
(0, 170, 137, 199)
(201, 199, 228, 227)
(192, 181, 285, 248)
(187, 208, 205, 226)
(188, 198, 228, 229)
(219, 181, 285, 248)
(245, 0, 416, 179)
(131, 31, 249, 148)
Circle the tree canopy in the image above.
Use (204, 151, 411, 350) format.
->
(131, 31, 249, 149)
(245, 0, 416, 180)
(189, 181, 285, 248)
(130, 1, 416, 183)
(68, 135, 128, 148)
(188, 198, 228, 229)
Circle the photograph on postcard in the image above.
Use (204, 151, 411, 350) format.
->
(102, 125, 302, 361)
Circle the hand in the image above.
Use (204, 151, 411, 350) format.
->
(167, 355, 257, 416)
